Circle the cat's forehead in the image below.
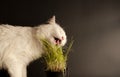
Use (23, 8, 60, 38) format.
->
(46, 21, 66, 36)
(54, 25, 64, 33)
(53, 27, 66, 38)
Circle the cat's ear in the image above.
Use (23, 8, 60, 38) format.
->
(48, 15, 56, 24)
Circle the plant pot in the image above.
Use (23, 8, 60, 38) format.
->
(46, 71, 66, 77)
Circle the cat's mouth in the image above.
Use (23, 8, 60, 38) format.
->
(54, 37, 61, 45)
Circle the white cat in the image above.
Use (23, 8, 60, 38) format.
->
(0, 16, 67, 77)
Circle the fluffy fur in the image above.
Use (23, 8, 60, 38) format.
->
(0, 16, 67, 77)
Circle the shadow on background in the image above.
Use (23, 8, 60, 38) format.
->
(0, 69, 10, 77)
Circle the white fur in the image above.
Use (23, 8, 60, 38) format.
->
(0, 16, 67, 77)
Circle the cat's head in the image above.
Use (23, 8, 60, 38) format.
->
(37, 16, 67, 46)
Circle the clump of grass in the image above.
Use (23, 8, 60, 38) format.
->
(41, 39, 73, 72)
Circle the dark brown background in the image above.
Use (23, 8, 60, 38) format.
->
(0, 0, 120, 77)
